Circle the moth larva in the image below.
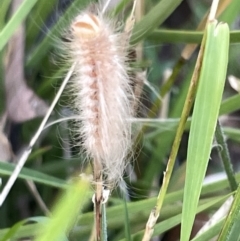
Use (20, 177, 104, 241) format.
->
(67, 3, 134, 186)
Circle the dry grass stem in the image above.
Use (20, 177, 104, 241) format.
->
(93, 159, 103, 241)
(142, 208, 159, 241)
(0, 64, 75, 206)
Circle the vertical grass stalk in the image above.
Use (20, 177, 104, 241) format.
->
(181, 21, 229, 241)
(215, 120, 238, 192)
(141, 20, 208, 241)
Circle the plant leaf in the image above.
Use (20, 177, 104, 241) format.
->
(181, 21, 230, 241)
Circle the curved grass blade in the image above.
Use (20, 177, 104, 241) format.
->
(180, 21, 230, 241)
(0, 217, 49, 241)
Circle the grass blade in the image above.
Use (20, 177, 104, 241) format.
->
(147, 30, 240, 44)
(0, 217, 49, 241)
(0, 0, 38, 51)
(0, 162, 68, 189)
(122, 195, 230, 241)
(181, 21, 229, 241)
(130, 0, 183, 44)
(34, 177, 90, 241)
(191, 220, 224, 241)
(215, 121, 238, 192)
(218, 185, 240, 241)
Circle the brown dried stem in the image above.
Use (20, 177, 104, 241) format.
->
(93, 158, 103, 241)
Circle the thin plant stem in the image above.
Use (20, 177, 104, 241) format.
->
(101, 203, 108, 241)
(123, 196, 132, 241)
(142, 25, 207, 241)
(93, 159, 103, 241)
(209, 0, 220, 21)
(0, 63, 76, 206)
(102, 0, 112, 14)
(149, 57, 185, 119)
(215, 120, 238, 192)
(25, 180, 50, 215)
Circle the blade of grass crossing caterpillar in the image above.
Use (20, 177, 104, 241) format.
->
(218, 185, 240, 241)
(34, 177, 90, 241)
(180, 21, 230, 241)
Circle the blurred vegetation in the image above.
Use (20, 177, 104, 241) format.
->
(1, 0, 240, 240)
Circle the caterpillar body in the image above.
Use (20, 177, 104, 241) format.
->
(66, 3, 134, 185)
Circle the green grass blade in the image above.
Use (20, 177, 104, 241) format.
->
(215, 121, 238, 192)
(180, 21, 230, 241)
(150, 196, 229, 241)
(0, 162, 68, 189)
(224, 127, 240, 143)
(35, 178, 90, 241)
(148, 30, 203, 44)
(191, 220, 224, 241)
(0, 173, 238, 240)
(0, 0, 11, 29)
(219, 0, 240, 23)
(218, 185, 240, 241)
(220, 94, 240, 115)
(130, 0, 183, 45)
(121, 195, 229, 241)
(123, 198, 132, 241)
(0, 0, 38, 51)
(0, 217, 49, 241)
(101, 203, 108, 241)
(147, 30, 240, 44)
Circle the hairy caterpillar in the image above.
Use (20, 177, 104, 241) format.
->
(65, 1, 135, 186)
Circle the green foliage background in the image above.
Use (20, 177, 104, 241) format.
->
(1, 0, 240, 240)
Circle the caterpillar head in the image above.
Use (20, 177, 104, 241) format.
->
(72, 13, 101, 40)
